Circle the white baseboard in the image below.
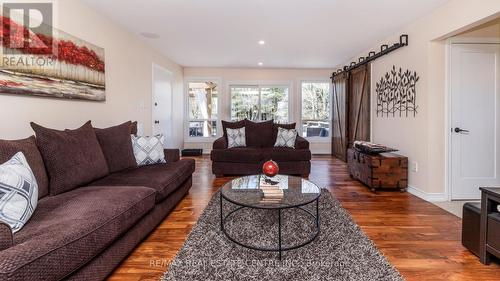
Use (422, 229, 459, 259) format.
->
(407, 185, 447, 202)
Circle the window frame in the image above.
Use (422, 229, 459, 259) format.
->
(228, 81, 292, 123)
(184, 77, 222, 142)
(299, 80, 332, 143)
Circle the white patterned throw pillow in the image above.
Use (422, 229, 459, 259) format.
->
(227, 127, 246, 148)
(131, 134, 167, 166)
(274, 127, 297, 148)
(0, 152, 38, 233)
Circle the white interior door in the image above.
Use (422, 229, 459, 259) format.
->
(450, 43, 500, 200)
(152, 64, 173, 146)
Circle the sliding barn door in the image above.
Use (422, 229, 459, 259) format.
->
(332, 73, 348, 161)
(348, 65, 371, 147)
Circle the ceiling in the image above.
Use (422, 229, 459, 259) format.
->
(82, 0, 448, 68)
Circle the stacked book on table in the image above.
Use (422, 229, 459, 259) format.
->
(260, 183, 284, 203)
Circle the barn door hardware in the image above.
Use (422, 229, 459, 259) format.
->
(331, 34, 408, 81)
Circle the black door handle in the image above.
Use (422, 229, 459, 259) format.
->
(154, 120, 160, 124)
(454, 127, 469, 133)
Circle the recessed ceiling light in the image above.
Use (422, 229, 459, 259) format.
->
(258, 40, 265, 45)
(258, 62, 263, 66)
(140, 32, 160, 39)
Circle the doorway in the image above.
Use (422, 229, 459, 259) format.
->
(152, 64, 173, 146)
(449, 42, 500, 200)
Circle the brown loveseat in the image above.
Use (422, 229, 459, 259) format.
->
(211, 120, 311, 177)
(0, 121, 195, 281)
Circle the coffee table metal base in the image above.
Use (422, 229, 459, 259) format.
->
(219, 193, 320, 260)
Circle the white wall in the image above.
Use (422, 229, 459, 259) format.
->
(182, 67, 333, 154)
(0, 0, 184, 148)
(338, 0, 500, 201)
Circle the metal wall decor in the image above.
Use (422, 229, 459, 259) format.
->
(331, 34, 408, 80)
(376, 65, 419, 117)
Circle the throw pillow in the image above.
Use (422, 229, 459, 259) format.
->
(94, 121, 137, 173)
(30, 121, 109, 195)
(132, 135, 167, 166)
(274, 127, 297, 148)
(226, 127, 246, 148)
(0, 136, 49, 199)
(272, 123, 296, 145)
(0, 152, 38, 233)
(222, 119, 246, 143)
(245, 119, 274, 147)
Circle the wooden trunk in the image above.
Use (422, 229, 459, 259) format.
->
(347, 148, 408, 192)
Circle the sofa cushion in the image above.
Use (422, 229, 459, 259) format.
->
(245, 119, 274, 147)
(295, 136, 310, 150)
(222, 119, 246, 143)
(0, 136, 49, 199)
(0, 185, 155, 281)
(94, 121, 137, 173)
(30, 121, 109, 195)
(89, 158, 195, 203)
(261, 147, 312, 162)
(211, 148, 262, 163)
(131, 121, 138, 136)
(0, 222, 13, 251)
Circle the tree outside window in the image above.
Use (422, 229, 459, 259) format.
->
(301, 82, 330, 138)
(230, 85, 289, 122)
(188, 81, 218, 137)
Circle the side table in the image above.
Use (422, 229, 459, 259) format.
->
(479, 187, 500, 264)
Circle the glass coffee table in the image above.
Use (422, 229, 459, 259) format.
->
(220, 175, 321, 259)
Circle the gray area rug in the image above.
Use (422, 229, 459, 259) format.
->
(163, 189, 403, 281)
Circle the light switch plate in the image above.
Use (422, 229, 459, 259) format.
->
(411, 161, 418, 173)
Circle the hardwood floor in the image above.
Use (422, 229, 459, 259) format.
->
(107, 155, 500, 281)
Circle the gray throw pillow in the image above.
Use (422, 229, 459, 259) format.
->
(227, 127, 246, 148)
(0, 152, 38, 233)
(274, 127, 297, 148)
(131, 135, 167, 166)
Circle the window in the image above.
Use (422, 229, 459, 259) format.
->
(301, 82, 330, 138)
(187, 81, 218, 137)
(230, 85, 289, 122)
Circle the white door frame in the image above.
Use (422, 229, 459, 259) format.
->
(445, 37, 500, 201)
(151, 63, 173, 135)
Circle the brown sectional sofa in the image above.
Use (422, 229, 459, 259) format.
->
(211, 120, 311, 177)
(0, 122, 194, 281)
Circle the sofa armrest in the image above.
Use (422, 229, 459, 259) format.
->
(164, 149, 180, 162)
(0, 221, 13, 251)
(213, 137, 227, 149)
(295, 136, 310, 150)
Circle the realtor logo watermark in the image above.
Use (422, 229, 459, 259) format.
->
(151, 258, 334, 270)
(1, 2, 55, 69)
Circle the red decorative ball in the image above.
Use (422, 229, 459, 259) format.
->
(263, 160, 279, 177)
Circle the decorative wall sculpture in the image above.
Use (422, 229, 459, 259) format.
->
(375, 66, 419, 117)
(0, 14, 105, 101)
